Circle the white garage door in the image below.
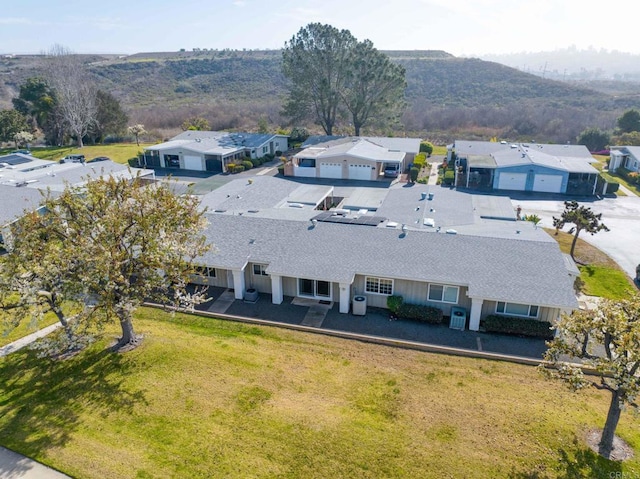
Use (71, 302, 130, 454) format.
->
(349, 164, 373, 181)
(320, 162, 342, 179)
(183, 155, 203, 171)
(497, 172, 527, 191)
(533, 174, 563, 193)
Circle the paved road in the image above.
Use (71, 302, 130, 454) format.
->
(0, 447, 70, 479)
(512, 195, 640, 279)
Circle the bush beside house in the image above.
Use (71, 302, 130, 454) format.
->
(387, 295, 444, 324)
(482, 315, 555, 339)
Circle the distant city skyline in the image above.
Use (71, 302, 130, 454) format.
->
(2, 0, 638, 57)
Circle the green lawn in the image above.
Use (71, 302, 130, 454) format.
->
(578, 265, 636, 300)
(546, 228, 637, 299)
(1, 143, 155, 165)
(0, 307, 638, 478)
(0, 312, 59, 348)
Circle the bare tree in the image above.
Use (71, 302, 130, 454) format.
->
(43, 44, 97, 148)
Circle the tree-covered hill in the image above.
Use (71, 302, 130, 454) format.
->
(1, 49, 638, 141)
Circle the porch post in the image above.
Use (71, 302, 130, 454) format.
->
(271, 274, 283, 305)
(339, 282, 350, 314)
(469, 298, 483, 331)
(592, 173, 598, 196)
(232, 269, 245, 300)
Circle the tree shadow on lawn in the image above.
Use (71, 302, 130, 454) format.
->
(507, 437, 624, 479)
(0, 345, 147, 475)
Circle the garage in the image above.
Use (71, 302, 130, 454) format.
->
(497, 172, 527, 191)
(184, 155, 204, 171)
(348, 164, 373, 181)
(533, 174, 563, 193)
(320, 162, 342, 179)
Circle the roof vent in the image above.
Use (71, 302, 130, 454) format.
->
(424, 218, 435, 227)
(445, 229, 458, 234)
(386, 221, 398, 228)
(289, 203, 304, 208)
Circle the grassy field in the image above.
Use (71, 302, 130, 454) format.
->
(0, 313, 58, 348)
(546, 228, 637, 300)
(0, 307, 638, 478)
(1, 143, 155, 165)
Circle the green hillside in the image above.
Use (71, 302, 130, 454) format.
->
(1, 49, 637, 141)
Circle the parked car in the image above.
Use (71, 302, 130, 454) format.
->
(88, 156, 110, 162)
(60, 154, 85, 163)
(384, 163, 400, 178)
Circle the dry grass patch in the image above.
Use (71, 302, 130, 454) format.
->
(0, 307, 638, 478)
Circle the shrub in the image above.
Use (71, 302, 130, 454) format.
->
(618, 168, 640, 185)
(387, 295, 403, 314)
(231, 164, 245, 174)
(265, 153, 275, 160)
(606, 182, 620, 194)
(443, 169, 455, 185)
(277, 164, 285, 175)
(241, 160, 254, 171)
(413, 152, 427, 169)
(483, 314, 554, 339)
(275, 150, 282, 156)
(396, 303, 444, 324)
(250, 158, 261, 168)
(420, 141, 434, 156)
(416, 177, 428, 184)
(410, 167, 419, 183)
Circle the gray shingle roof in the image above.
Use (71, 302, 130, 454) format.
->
(199, 214, 578, 309)
(302, 135, 421, 154)
(150, 131, 288, 156)
(0, 185, 48, 226)
(457, 141, 598, 173)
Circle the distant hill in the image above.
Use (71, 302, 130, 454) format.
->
(1, 49, 639, 143)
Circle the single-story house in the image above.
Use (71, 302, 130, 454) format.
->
(609, 146, 640, 173)
(451, 141, 601, 195)
(192, 176, 579, 331)
(289, 136, 421, 181)
(0, 153, 154, 248)
(141, 131, 289, 173)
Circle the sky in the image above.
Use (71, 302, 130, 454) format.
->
(2, 0, 639, 57)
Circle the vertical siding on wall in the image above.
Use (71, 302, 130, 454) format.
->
(282, 277, 297, 297)
(353, 275, 471, 315)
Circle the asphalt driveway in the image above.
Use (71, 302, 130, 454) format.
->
(511, 195, 640, 279)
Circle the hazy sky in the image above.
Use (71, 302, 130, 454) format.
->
(2, 0, 637, 56)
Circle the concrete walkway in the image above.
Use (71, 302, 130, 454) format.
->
(0, 323, 62, 358)
(0, 446, 70, 479)
(427, 161, 440, 186)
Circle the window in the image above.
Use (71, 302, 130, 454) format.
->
(298, 278, 331, 299)
(496, 302, 539, 318)
(253, 264, 268, 276)
(428, 284, 459, 304)
(365, 277, 394, 295)
(263, 146, 268, 154)
(194, 266, 216, 278)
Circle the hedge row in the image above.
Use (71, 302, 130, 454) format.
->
(483, 314, 555, 339)
(387, 295, 444, 324)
